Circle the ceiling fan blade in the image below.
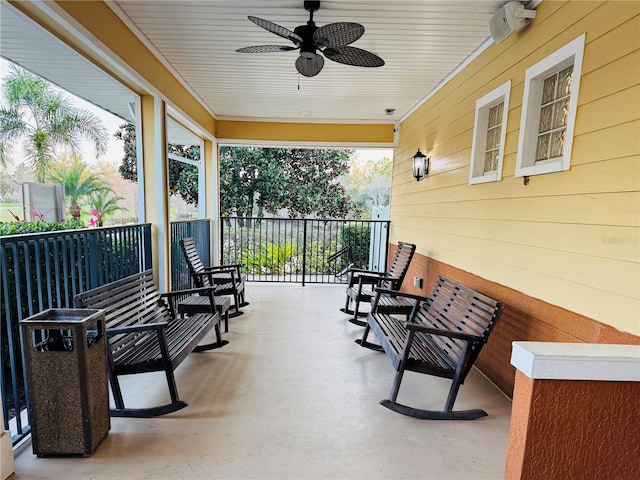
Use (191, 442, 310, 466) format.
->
(248, 16, 303, 44)
(236, 45, 298, 53)
(324, 46, 385, 67)
(313, 22, 364, 47)
(295, 54, 325, 77)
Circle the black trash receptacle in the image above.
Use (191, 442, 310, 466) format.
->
(20, 308, 110, 457)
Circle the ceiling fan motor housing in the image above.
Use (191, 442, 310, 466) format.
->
(304, 1, 320, 12)
(294, 23, 319, 59)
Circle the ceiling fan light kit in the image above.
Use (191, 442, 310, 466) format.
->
(236, 1, 385, 77)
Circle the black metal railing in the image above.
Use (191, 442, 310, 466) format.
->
(170, 219, 211, 291)
(1, 224, 152, 445)
(220, 217, 390, 284)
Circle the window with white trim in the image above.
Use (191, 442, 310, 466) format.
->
(515, 35, 585, 177)
(469, 81, 510, 185)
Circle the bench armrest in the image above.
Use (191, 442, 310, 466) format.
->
(349, 267, 381, 275)
(161, 286, 216, 299)
(107, 321, 168, 336)
(349, 270, 384, 287)
(374, 288, 429, 302)
(161, 286, 217, 316)
(202, 264, 243, 277)
(191, 269, 239, 285)
(371, 287, 426, 313)
(405, 322, 484, 343)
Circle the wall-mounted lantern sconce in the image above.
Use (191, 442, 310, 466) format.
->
(412, 149, 429, 182)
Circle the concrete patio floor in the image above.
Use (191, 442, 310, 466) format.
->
(12, 283, 512, 480)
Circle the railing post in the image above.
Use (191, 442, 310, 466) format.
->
(87, 230, 100, 289)
(220, 218, 225, 266)
(301, 219, 308, 286)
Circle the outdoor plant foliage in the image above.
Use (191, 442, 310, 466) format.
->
(117, 129, 362, 220)
(116, 123, 199, 205)
(219, 146, 361, 220)
(340, 223, 371, 269)
(0, 65, 108, 181)
(0, 218, 84, 236)
(242, 242, 297, 275)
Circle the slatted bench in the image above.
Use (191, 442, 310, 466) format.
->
(357, 275, 503, 420)
(73, 269, 222, 418)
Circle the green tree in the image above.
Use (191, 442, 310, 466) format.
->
(342, 155, 392, 214)
(115, 122, 199, 204)
(116, 126, 361, 220)
(87, 188, 125, 226)
(219, 146, 361, 219)
(0, 65, 108, 181)
(49, 155, 108, 220)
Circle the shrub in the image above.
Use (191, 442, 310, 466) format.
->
(242, 242, 297, 275)
(340, 224, 371, 268)
(0, 219, 85, 236)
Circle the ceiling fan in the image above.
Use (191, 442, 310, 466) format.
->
(236, 1, 385, 78)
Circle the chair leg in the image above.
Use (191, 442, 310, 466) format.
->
(194, 322, 229, 351)
(355, 322, 384, 351)
(342, 293, 352, 314)
(227, 292, 245, 318)
(108, 370, 125, 410)
(165, 366, 180, 404)
(348, 297, 367, 327)
(388, 365, 406, 403)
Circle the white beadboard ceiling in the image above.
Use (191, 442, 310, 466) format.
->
(1, 1, 512, 128)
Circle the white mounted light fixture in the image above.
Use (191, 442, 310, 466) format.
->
(412, 149, 429, 182)
(490, 1, 536, 44)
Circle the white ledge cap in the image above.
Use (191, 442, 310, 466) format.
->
(511, 342, 640, 381)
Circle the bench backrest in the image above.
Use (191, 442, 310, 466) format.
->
(415, 275, 502, 378)
(180, 237, 211, 287)
(74, 270, 172, 350)
(380, 241, 416, 290)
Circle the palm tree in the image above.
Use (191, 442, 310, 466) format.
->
(49, 156, 107, 220)
(87, 189, 125, 227)
(0, 64, 108, 181)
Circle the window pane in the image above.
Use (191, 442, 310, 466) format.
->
(485, 127, 496, 149)
(488, 102, 503, 128)
(552, 98, 570, 129)
(542, 75, 557, 104)
(495, 102, 504, 122)
(550, 130, 565, 158)
(484, 150, 498, 172)
(539, 104, 553, 133)
(487, 105, 497, 127)
(557, 66, 574, 97)
(536, 134, 550, 161)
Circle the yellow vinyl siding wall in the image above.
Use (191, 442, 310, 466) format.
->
(392, 0, 640, 335)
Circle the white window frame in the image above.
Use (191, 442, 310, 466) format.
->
(469, 81, 511, 185)
(515, 34, 585, 177)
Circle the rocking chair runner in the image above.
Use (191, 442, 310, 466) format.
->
(340, 241, 416, 326)
(179, 237, 248, 325)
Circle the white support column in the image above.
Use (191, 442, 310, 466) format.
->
(1, 408, 14, 480)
